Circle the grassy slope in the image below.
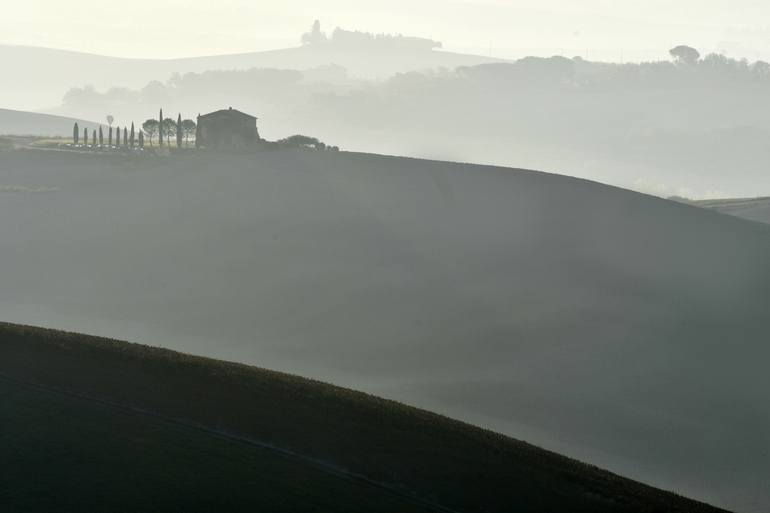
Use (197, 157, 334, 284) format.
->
(0, 323, 724, 513)
(0, 379, 432, 513)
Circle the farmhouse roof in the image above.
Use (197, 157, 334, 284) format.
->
(199, 107, 258, 120)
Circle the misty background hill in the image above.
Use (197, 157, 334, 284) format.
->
(6, 33, 769, 198)
(0, 25, 499, 111)
(1, 149, 768, 512)
(684, 196, 770, 226)
(0, 108, 97, 137)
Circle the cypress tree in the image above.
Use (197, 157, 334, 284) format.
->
(92, 131, 96, 147)
(176, 114, 183, 148)
(73, 123, 79, 145)
(108, 126, 113, 147)
(99, 126, 104, 147)
(195, 114, 201, 148)
(158, 108, 163, 147)
(84, 128, 89, 146)
(139, 131, 144, 149)
(124, 127, 128, 147)
(130, 122, 135, 148)
(116, 126, 121, 146)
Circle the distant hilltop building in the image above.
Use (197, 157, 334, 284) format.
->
(195, 107, 260, 150)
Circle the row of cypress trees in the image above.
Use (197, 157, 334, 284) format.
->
(72, 109, 188, 150)
(154, 109, 185, 148)
(72, 122, 144, 149)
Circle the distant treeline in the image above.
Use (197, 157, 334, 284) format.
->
(58, 48, 770, 195)
(300, 20, 442, 51)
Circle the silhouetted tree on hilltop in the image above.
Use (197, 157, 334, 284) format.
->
(181, 119, 196, 147)
(158, 109, 164, 147)
(176, 114, 183, 148)
(162, 118, 176, 146)
(301, 20, 327, 45)
(142, 119, 158, 147)
(670, 45, 700, 65)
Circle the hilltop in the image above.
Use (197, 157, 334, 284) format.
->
(0, 322, 724, 513)
(0, 42, 501, 111)
(0, 148, 768, 511)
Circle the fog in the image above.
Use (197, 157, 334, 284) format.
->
(3, 5, 770, 513)
(20, 43, 770, 198)
(6, 1, 770, 60)
(1, 150, 769, 512)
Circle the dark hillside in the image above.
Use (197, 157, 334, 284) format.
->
(0, 323, 724, 513)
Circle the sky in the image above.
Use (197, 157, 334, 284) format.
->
(3, 0, 770, 61)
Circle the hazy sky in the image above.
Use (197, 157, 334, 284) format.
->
(3, 0, 770, 61)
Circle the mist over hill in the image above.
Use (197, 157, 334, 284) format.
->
(0, 108, 97, 137)
(53, 52, 770, 198)
(1, 149, 768, 512)
(0, 25, 499, 111)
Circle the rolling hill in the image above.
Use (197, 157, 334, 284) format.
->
(0, 322, 724, 513)
(686, 197, 770, 226)
(0, 44, 501, 111)
(0, 108, 97, 137)
(0, 148, 768, 512)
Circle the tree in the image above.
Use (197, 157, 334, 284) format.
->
(158, 108, 164, 147)
(301, 19, 327, 45)
(181, 119, 197, 146)
(139, 131, 145, 149)
(116, 125, 121, 146)
(92, 130, 96, 147)
(123, 127, 128, 147)
(84, 127, 89, 146)
(669, 45, 700, 65)
(176, 114, 183, 148)
(108, 126, 113, 147)
(142, 119, 159, 146)
(106, 114, 114, 128)
(73, 122, 79, 145)
(162, 118, 176, 146)
(195, 114, 202, 148)
(130, 122, 135, 148)
(98, 126, 104, 147)
(278, 134, 324, 148)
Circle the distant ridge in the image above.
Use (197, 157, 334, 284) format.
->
(0, 43, 503, 110)
(0, 108, 98, 137)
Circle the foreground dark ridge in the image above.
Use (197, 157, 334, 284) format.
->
(0, 323, 725, 513)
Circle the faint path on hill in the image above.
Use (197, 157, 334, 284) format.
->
(0, 371, 460, 513)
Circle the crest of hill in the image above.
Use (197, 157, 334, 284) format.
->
(0, 322, 724, 513)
